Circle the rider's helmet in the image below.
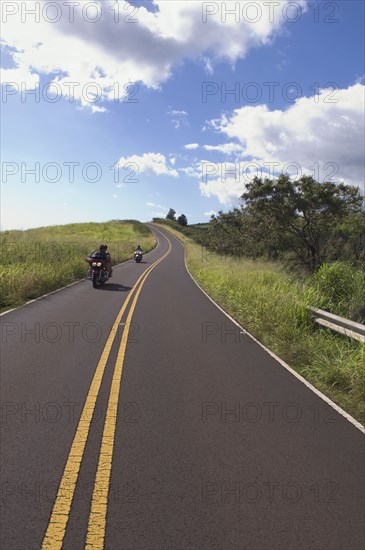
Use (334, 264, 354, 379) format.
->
(100, 244, 108, 251)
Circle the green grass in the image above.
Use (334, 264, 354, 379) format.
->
(159, 224, 365, 425)
(0, 220, 155, 311)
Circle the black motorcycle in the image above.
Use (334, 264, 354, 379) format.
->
(86, 255, 109, 288)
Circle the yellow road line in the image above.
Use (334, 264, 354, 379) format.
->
(41, 239, 170, 550)
(85, 241, 171, 549)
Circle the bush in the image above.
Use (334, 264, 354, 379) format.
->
(311, 262, 365, 322)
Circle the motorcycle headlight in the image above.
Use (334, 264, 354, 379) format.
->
(92, 262, 98, 267)
(97, 262, 102, 267)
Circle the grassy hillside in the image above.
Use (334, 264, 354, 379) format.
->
(0, 220, 155, 311)
(157, 223, 365, 425)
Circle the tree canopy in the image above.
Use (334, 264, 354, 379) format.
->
(177, 214, 188, 227)
(202, 176, 364, 271)
(166, 208, 176, 221)
(241, 175, 363, 270)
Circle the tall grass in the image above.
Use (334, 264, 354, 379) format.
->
(160, 225, 365, 424)
(0, 220, 155, 311)
(310, 261, 365, 322)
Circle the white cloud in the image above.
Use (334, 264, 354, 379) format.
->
(201, 56, 214, 75)
(90, 105, 108, 114)
(146, 201, 167, 209)
(199, 165, 249, 205)
(179, 161, 201, 178)
(184, 143, 199, 150)
(169, 110, 188, 117)
(178, 158, 259, 204)
(204, 210, 217, 217)
(200, 83, 365, 203)
(1, 0, 308, 110)
(203, 143, 243, 155)
(167, 108, 189, 129)
(117, 152, 178, 177)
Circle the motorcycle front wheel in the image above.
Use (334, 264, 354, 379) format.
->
(92, 271, 99, 288)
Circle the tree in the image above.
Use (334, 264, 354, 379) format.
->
(166, 208, 176, 221)
(177, 214, 188, 227)
(241, 175, 363, 271)
(328, 211, 365, 266)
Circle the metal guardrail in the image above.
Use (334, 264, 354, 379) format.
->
(308, 307, 365, 344)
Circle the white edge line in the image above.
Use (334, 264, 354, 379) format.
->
(164, 226, 365, 434)
(0, 234, 160, 318)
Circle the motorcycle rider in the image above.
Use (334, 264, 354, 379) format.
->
(87, 244, 113, 278)
(134, 245, 143, 259)
(99, 245, 113, 277)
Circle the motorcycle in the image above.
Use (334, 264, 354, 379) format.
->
(134, 250, 143, 263)
(86, 255, 109, 288)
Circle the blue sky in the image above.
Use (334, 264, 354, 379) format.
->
(1, 0, 364, 229)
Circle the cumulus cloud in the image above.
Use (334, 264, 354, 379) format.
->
(116, 152, 178, 177)
(199, 83, 365, 203)
(179, 161, 202, 179)
(199, 161, 251, 204)
(184, 143, 199, 150)
(1, 0, 308, 110)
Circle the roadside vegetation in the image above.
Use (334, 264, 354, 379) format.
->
(0, 220, 155, 312)
(155, 176, 365, 424)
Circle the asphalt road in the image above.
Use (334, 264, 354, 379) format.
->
(1, 224, 364, 550)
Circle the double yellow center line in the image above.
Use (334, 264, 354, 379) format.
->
(42, 234, 171, 549)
